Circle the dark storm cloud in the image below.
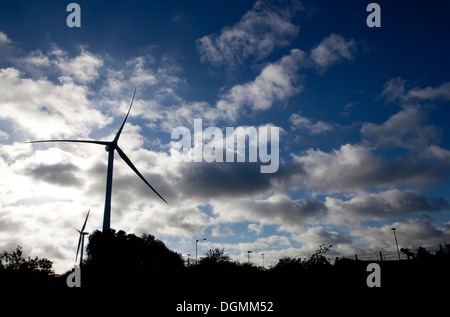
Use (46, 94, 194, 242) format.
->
(172, 160, 311, 202)
(365, 156, 446, 188)
(247, 197, 328, 225)
(329, 189, 449, 220)
(25, 162, 82, 187)
(175, 162, 275, 199)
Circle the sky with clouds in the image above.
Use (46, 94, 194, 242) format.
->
(1, 0, 450, 273)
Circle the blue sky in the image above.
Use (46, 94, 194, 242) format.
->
(1, 0, 450, 273)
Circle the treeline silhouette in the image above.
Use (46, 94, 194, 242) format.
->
(1, 229, 449, 294)
(0, 246, 55, 287)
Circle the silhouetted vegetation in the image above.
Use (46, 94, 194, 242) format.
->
(0, 246, 54, 287)
(200, 248, 232, 265)
(1, 231, 449, 295)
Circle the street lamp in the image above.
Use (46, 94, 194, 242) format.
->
(196, 238, 206, 263)
(261, 253, 265, 268)
(391, 228, 401, 260)
(247, 250, 252, 264)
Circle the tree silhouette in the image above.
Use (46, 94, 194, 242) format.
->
(303, 244, 332, 269)
(199, 248, 231, 265)
(272, 256, 304, 272)
(416, 246, 433, 260)
(0, 246, 53, 274)
(0, 246, 54, 288)
(82, 229, 184, 287)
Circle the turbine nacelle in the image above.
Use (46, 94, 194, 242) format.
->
(105, 143, 115, 152)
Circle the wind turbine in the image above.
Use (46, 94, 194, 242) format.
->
(76, 209, 90, 266)
(28, 89, 167, 231)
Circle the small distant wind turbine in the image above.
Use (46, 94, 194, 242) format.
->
(76, 209, 90, 266)
(28, 89, 167, 231)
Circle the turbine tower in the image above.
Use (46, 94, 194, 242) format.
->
(28, 89, 167, 231)
(76, 209, 90, 266)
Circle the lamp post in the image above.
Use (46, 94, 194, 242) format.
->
(196, 238, 206, 263)
(247, 250, 252, 264)
(261, 253, 265, 268)
(391, 228, 401, 260)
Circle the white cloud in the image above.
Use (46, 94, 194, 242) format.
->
(290, 226, 351, 250)
(0, 130, 8, 141)
(0, 31, 11, 44)
(20, 49, 51, 68)
(130, 204, 210, 238)
(210, 33, 357, 121)
(54, 49, 103, 84)
(309, 33, 356, 71)
(217, 235, 292, 255)
(0, 67, 111, 139)
(293, 144, 443, 193)
(211, 225, 234, 237)
(289, 112, 334, 134)
(127, 56, 158, 87)
(124, 48, 309, 130)
(213, 194, 327, 232)
(351, 217, 450, 251)
(381, 77, 450, 102)
(407, 82, 450, 100)
(216, 49, 307, 120)
(426, 144, 450, 162)
(361, 106, 439, 151)
(197, 0, 301, 67)
(0, 30, 16, 62)
(248, 223, 264, 235)
(380, 77, 406, 102)
(294, 144, 377, 192)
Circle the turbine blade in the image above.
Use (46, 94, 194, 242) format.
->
(76, 235, 82, 262)
(27, 140, 111, 146)
(113, 88, 136, 144)
(81, 209, 90, 232)
(116, 145, 167, 204)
